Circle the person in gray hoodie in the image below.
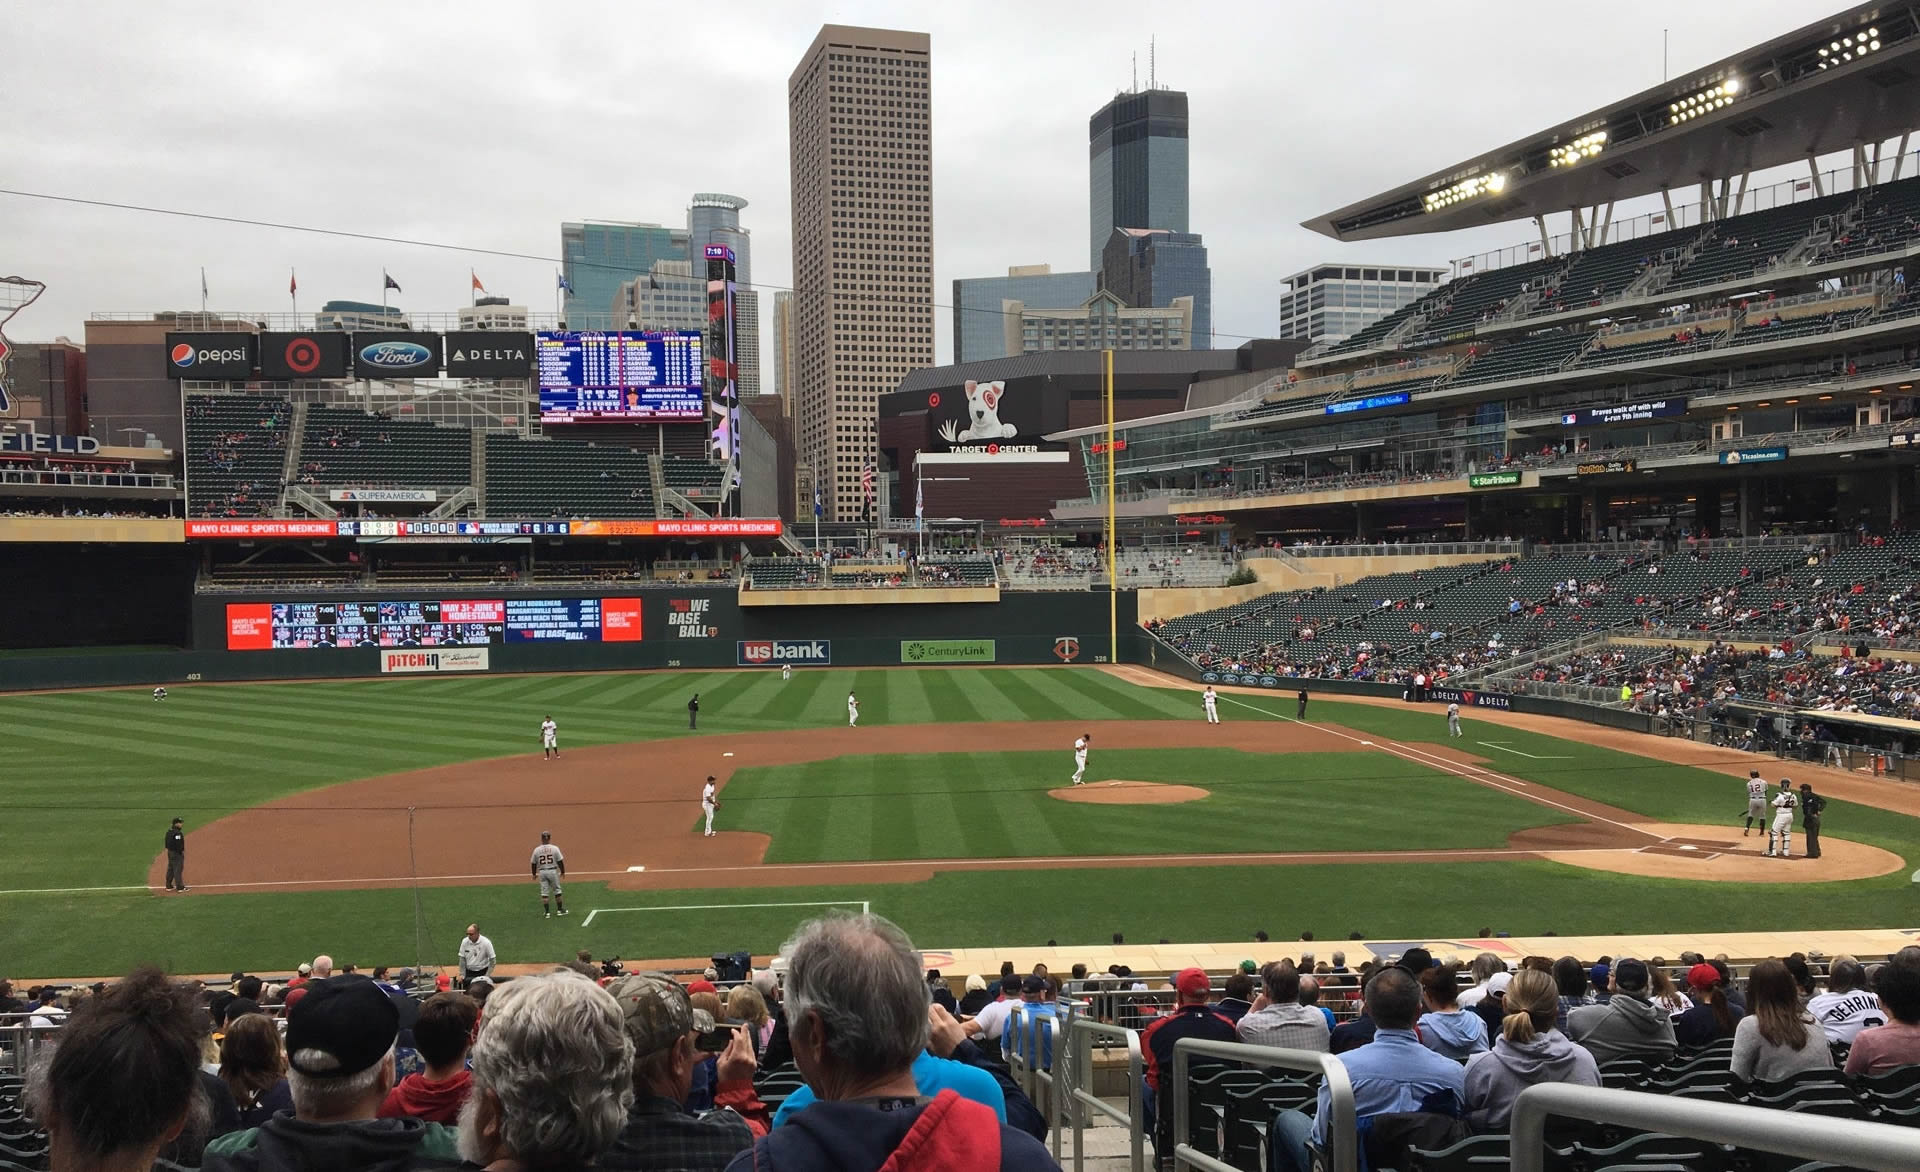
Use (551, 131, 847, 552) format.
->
(1564, 958, 1677, 1068)
(1464, 968, 1600, 1131)
(1417, 966, 1489, 1060)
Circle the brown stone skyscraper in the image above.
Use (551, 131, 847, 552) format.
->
(789, 25, 933, 522)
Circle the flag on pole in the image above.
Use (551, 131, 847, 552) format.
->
(471, 271, 487, 294)
(383, 271, 402, 293)
(556, 270, 573, 293)
(289, 269, 298, 296)
(862, 457, 875, 503)
(915, 474, 924, 528)
(200, 267, 208, 301)
(813, 478, 823, 519)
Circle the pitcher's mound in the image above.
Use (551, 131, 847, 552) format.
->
(1050, 780, 1209, 805)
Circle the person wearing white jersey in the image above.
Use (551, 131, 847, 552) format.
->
(530, 830, 567, 917)
(459, 923, 496, 987)
(1203, 686, 1220, 724)
(782, 662, 793, 682)
(701, 775, 719, 837)
(1447, 702, 1463, 738)
(847, 690, 859, 727)
(1767, 779, 1798, 859)
(1070, 733, 1092, 785)
(540, 715, 559, 760)
(1741, 770, 1768, 836)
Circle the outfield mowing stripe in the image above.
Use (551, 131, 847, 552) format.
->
(918, 669, 984, 724)
(947, 671, 1027, 721)
(886, 668, 938, 725)
(1047, 667, 1189, 720)
(5, 723, 342, 775)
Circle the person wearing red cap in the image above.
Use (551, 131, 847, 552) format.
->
(1140, 968, 1236, 1162)
(1672, 962, 1742, 1048)
(687, 979, 719, 996)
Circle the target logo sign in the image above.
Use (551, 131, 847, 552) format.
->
(927, 392, 940, 408)
(283, 337, 322, 375)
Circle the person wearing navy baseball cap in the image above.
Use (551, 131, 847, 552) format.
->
(202, 975, 460, 1169)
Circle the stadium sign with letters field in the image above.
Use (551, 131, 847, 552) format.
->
(1561, 397, 1686, 426)
(1468, 471, 1521, 488)
(379, 648, 490, 674)
(738, 639, 831, 667)
(899, 639, 995, 664)
(1575, 459, 1636, 475)
(1, 432, 99, 455)
(1718, 446, 1788, 465)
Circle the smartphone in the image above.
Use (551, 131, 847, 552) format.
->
(696, 1023, 740, 1052)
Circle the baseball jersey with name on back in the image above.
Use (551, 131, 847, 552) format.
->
(531, 843, 564, 872)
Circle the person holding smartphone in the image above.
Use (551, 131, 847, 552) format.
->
(602, 973, 769, 1172)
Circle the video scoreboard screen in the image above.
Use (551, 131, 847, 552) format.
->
(535, 330, 703, 422)
(225, 598, 645, 649)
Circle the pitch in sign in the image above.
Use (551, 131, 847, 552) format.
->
(666, 597, 720, 639)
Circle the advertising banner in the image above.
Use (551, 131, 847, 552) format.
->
(1718, 446, 1788, 465)
(1562, 397, 1686, 426)
(665, 597, 722, 639)
(379, 647, 491, 674)
(1891, 432, 1920, 448)
(165, 333, 256, 380)
(1427, 686, 1512, 710)
(900, 638, 996, 664)
(738, 639, 831, 667)
(1324, 390, 1411, 416)
(1468, 471, 1521, 488)
(445, 332, 534, 378)
(352, 332, 443, 379)
(0, 432, 99, 455)
(922, 377, 1069, 459)
(259, 332, 351, 380)
(187, 519, 339, 538)
(568, 518, 783, 537)
(1575, 459, 1637, 475)
(328, 489, 438, 503)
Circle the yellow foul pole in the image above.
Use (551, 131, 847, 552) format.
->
(1105, 348, 1117, 662)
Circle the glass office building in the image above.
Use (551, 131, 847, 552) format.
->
(1089, 89, 1189, 270)
(1100, 228, 1211, 348)
(1277, 264, 1447, 344)
(951, 264, 1097, 362)
(560, 221, 690, 330)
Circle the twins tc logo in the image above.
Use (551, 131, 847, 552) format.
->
(1052, 636, 1080, 663)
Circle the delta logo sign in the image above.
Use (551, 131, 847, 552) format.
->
(737, 639, 831, 667)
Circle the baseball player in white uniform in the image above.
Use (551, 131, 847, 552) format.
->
(540, 715, 559, 760)
(530, 830, 567, 917)
(1202, 687, 1219, 724)
(1767, 779, 1798, 858)
(1447, 702, 1463, 738)
(1070, 733, 1092, 785)
(782, 662, 793, 682)
(1742, 770, 1768, 836)
(701, 775, 719, 837)
(847, 691, 859, 727)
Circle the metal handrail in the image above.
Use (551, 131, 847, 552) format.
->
(1172, 1038, 1356, 1172)
(1065, 1014, 1146, 1172)
(1009, 1002, 1073, 1161)
(1509, 1082, 1920, 1172)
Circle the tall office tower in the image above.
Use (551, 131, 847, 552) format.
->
(771, 290, 795, 409)
(687, 194, 760, 396)
(1277, 264, 1447, 345)
(561, 221, 689, 330)
(1088, 88, 1189, 270)
(1101, 227, 1212, 348)
(951, 264, 1097, 363)
(789, 24, 934, 522)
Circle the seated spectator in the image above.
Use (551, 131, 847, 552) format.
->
(1008, 975, 1059, 1071)
(1845, 954, 1920, 1075)
(1217, 971, 1256, 1023)
(31, 967, 206, 1172)
(1299, 975, 1337, 1032)
(220, 1013, 294, 1129)
(957, 974, 994, 1018)
(1457, 954, 1506, 1011)
(1673, 963, 1743, 1049)
(204, 974, 460, 1169)
(1236, 962, 1329, 1052)
(604, 972, 769, 1172)
(963, 975, 1022, 1047)
(1551, 956, 1591, 1030)
(1732, 958, 1834, 1083)
(1269, 966, 1466, 1172)
(1418, 966, 1490, 1060)
(1566, 959, 1676, 1067)
(1463, 969, 1599, 1132)
(454, 970, 634, 1169)
(727, 983, 776, 1054)
(380, 992, 479, 1124)
(1142, 968, 1239, 1151)
(725, 913, 1053, 1171)
(1807, 957, 1881, 1046)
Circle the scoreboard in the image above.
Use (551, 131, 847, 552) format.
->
(225, 597, 646, 649)
(535, 330, 703, 422)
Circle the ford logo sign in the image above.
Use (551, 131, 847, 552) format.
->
(360, 341, 434, 368)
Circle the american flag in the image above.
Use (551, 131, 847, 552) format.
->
(862, 458, 875, 505)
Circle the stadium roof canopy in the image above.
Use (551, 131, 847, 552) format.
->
(1305, 3, 1920, 242)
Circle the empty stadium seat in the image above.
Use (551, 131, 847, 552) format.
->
(483, 435, 655, 518)
(185, 394, 293, 518)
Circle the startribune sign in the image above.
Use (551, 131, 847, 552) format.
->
(1468, 471, 1521, 488)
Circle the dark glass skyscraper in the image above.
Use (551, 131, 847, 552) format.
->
(1101, 228, 1211, 349)
(1089, 89, 1189, 270)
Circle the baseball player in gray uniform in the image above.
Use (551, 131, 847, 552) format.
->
(531, 830, 567, 918)
(1742, 770, 1768, 836)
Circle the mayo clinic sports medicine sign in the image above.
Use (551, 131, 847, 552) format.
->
(738, 639, 831, 667)
(380, 648, 491, 674)
(1468, 471, 1521, 488)
(900, 639, 996, 664)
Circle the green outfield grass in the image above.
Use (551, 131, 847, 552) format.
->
(2, 668, 1918, 977)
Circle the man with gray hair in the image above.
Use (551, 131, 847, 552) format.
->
(1456, 952, 1508, 1009)
(204, 975, 461, 1169)
(1808, 956, 1881, 1045)
(456, 969, 634, 1170)
(1299, 974, 1338, 1032)
(725, 913, 1055, 1171)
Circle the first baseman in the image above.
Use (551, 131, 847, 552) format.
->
(1202, 686, 1220, 724)
(540, 715, 559, 760)
(531, 830, 567, 917)
(1446, 702, 1463, 738)
(1070, 733, 1091, 785)
(1767, 779, 1798, 858)
(702, 775, 719, 837)
(1742, 770, 1767, 836)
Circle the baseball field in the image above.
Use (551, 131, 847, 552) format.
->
(4, 664, 1919, 978)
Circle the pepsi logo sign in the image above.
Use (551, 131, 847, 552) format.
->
(170, 343, 196, 368)
(171, 344, 247, 369)
(359, 341, 434, 369)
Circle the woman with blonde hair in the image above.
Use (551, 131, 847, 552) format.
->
(1463, 967, 1600, 1131)
(1646, 962, 1689, 1015)
(726, 982, 774, 1052)
(218, 1013, 292, 1128)
(1732, 958, 1834, 1083)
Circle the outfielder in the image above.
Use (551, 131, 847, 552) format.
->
(1070, 733, 1092, 785)
(531, 830, 567, 917)
(1766, 779, 1798, 858)
(782, 662, 793, 682)
(847, 690, 859, 727)
(1447, 702, 1463, 738)
(1741, 770, 1768, 836)
(702, 775, 719, 837)
(1202, 686, 1220, 724)
(152, 686, 168, 702)
(540, 715, 559, 760)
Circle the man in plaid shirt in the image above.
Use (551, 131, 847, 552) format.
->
(602, 972, 770, 1171)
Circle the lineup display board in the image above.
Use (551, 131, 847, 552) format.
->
(535, 330, 704, 422)
(223, 597, 645, 649)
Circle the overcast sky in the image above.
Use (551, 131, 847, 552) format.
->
(2, 0, 1839, 368)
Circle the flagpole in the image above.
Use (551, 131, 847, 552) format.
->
(200, 267, 207, 315)
(382, 269, 389, 311)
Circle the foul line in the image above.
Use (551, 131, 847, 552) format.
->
(0, 869, 639, 897)
(1478, 740, 1574, 760)
(581, 899, 870, 928)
